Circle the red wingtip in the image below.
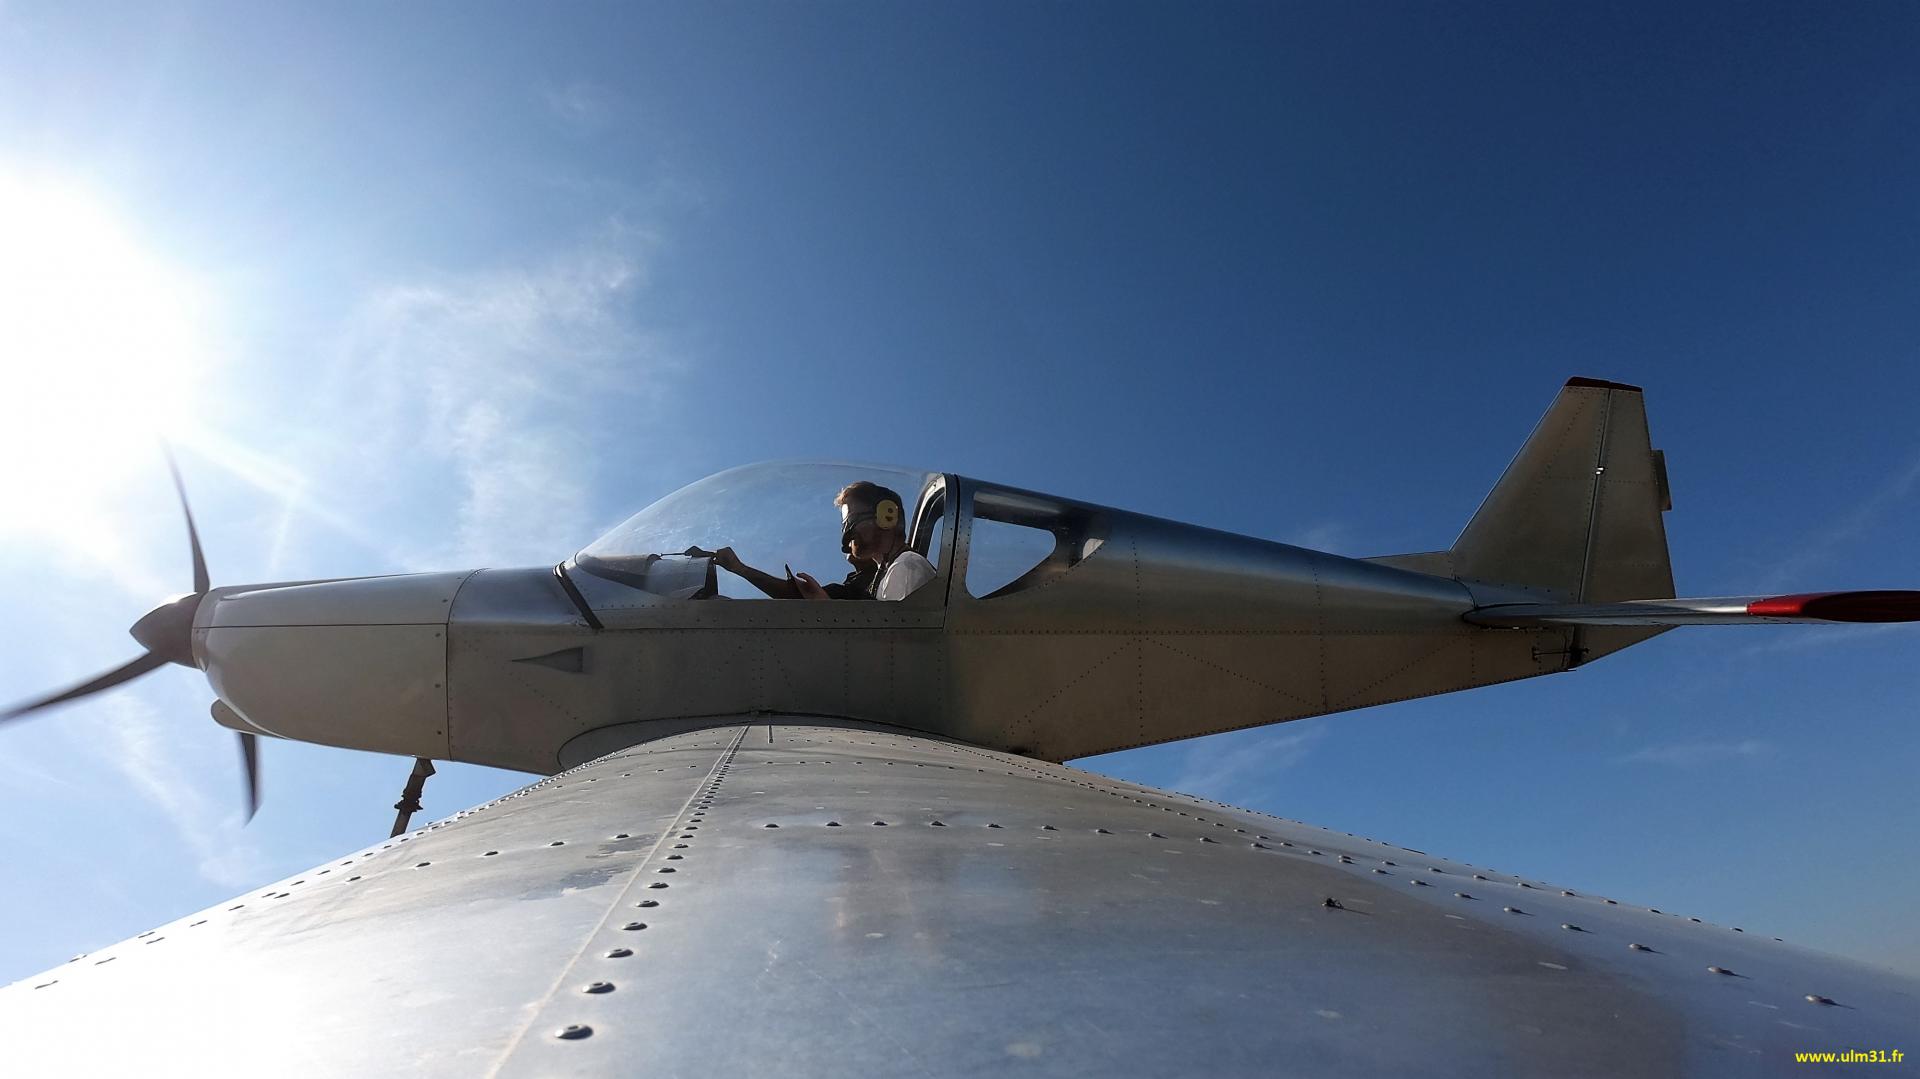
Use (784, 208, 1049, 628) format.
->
(1747, 591, 1920, 623)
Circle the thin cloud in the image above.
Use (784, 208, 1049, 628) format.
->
(89, 694, 269, 888)
(1760, 450, 1920, 590)
(541, 80, 612, 133)
(319, 229, 681, 570)
(1284, 520, 1349, 554)
(1170, 725, 1326, 803)
(1617, 740, 1774, 767)
(1740, 622, 1915, 657)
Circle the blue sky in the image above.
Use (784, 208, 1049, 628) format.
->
(1, 2, 1917, 983)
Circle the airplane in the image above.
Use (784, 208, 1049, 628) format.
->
(1, 376, 1915, 1076)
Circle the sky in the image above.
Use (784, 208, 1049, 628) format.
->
(1, 1, 1916, 983)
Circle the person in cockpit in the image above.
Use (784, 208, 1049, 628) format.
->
(703, 481, 935, 601)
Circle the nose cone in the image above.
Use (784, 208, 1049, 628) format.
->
(129, 592, 205, 667)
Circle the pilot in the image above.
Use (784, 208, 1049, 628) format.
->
(705, 481, 934, 601)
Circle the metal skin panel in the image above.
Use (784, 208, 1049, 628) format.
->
(197, 623, 451, 759)
(197, 571, 479, 627)
(5, 722, 1910, 1077)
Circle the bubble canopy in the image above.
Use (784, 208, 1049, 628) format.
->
(575, 462, 946, 601)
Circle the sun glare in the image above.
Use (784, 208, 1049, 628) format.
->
(0, 173, 218, 552)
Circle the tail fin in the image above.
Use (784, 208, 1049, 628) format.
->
(1367, 377, 1676, 665)
(1449, 377, 1675, 604)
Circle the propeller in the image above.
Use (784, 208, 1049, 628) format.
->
(2, 451, 262, 821)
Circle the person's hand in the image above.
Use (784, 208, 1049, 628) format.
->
(696, 546, 743, 574)
(792, 572, 830, 600)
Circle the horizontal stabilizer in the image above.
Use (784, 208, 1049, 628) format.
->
(1465, 590, 1920, 627)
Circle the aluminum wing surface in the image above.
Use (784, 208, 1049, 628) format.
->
(4, 722, 1911, 1077)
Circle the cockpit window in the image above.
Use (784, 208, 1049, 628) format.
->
(576, 462, 946, 602)
(963, 485, 1107, 599)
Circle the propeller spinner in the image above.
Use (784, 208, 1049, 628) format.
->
(1, 454, 261, 820)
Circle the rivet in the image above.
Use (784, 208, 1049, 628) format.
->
(673, 843, 688, 849)
(1455, 892, 1475, 900)
(1560, 890, 1576, 896)
(1561, 923, 1584, 932)
(1199, 836, 1215, 843)
(1805, 994, 1837, 1006)
(1323, 897, 1345, 910)
(657, 867, 676, 873)
(666, 854, 683, 860)
(1732, 927, 1744, 932)
(414, 862, 431, 868)
(1473, 874, 1488, 881)
(622, 922, 647, 931)
(1339, 855, 1354, 864)
(1411, 879, 1430, 887)
(1628, 943, 1653, 952)
(583, 982, 615, 994)
(872, 821, 888, 826)
(1252, 843, 1269, 850)
(348, 876, 361, 882)
(986, 823, 1002, 829)
(1429, 867, 1445, 874)
(1604, 899, 1617, 905)
(763, 823, 779, 829)
(1149, 832, 1166, 839)
(929, 821, 946, 827)
(1095, 828, 1112, 835)
(1518, 882, 1534, 889)
(1707, 966, 1737, 976)
(1041, 825, 1057, 831)
(826, 821, 841, 827)
(637, 900, 659, 908)
(648, 882, 668, 889)
(1689, 917, 1702, 923)
(549, 841, 565, 847)
(1504, 906, 1526, 915)
(1371, 868, 1388, 875)
(1382, 861, 1396, 867)
(556, 1024, 593, 1040)
(1649, 908, 1661, 914)
(615, 834, 630, 839)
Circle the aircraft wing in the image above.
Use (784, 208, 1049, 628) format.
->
(3, 720, 1912, 1076)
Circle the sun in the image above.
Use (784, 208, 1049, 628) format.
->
(0, 172, 219, 555)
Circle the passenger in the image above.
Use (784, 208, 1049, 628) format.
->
(703, 481, 935, 601)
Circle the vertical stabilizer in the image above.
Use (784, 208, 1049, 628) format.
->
(1367, 378, 1677, 666)
(1451, 377, 1674, 606)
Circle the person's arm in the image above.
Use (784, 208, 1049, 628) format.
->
(692, 546, 800, 599)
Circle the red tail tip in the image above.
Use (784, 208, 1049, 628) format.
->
(1747, 591, 1920, 623)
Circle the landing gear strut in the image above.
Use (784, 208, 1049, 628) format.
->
(389, 757, 436, 837)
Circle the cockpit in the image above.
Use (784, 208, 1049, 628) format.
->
(562, 461, 1106, 617)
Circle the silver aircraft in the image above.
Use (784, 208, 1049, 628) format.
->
(3, 377, 1916, 1076)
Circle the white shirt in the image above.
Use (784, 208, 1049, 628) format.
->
(875, 550, 936, 601)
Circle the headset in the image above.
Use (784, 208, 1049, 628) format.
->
(841, 498, 902, 553)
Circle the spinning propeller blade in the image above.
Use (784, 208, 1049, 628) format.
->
(3, 453, 263, 822)
(0, 652, 170, 724)
(165, 447, 210, 595)
(237, 731, 261, 822)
